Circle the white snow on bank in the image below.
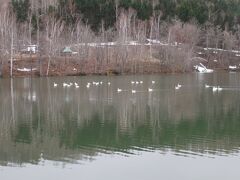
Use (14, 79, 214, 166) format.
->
(17, 68, 37, 72)
(204, 47, 240, 54)
(73, 39, 178, 48)
(73, 42, 117, 47)
(128, 41, 141, 46)
(146, 39, 162, 44)
(194, 63, 213, 73)
(229, 65, 237, 70)
(71, 40, 240, 55)
(146, 39, 178, 47)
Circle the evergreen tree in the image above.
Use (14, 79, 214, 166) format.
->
(12, 0, 30, 22)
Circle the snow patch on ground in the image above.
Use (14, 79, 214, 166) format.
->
(194, 63, 213, 73)
(17, 68, 37, 72)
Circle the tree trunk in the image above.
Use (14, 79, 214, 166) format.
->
(10, 25, 14, 77)
(47, 55, 51, 76)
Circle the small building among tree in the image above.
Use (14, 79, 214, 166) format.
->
(21, 45, 38, 54)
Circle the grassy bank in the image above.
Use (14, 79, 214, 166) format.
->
(0, 57, 239, 78)
(1, 57, 175, 78)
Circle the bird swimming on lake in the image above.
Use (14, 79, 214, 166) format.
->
(132, 90, 136, 94)
(117, 88, 122, 93)
(63, 83, 68, 87)
(108, 82, 111, 86)
(152, 81, 155, 84)
(86, 82, 91, 88)
(140, 81, 143, 84)
(212, 86, 222, 92)
(217, 86, 222, 91)
(205, 84, 210, 88)
(131, 81, 135, 84)
(148, 88, 153, 92)
(212, 86, 218, 92)
(175, 83, 182, 90)
(54, 83, 58, 87)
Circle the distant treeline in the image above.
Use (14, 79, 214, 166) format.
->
(11, 0, 240, 32)
(0, 0, 238, 76)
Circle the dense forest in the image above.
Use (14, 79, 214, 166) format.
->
(11, 0, 240, 31)
(0, 0, 240, 76)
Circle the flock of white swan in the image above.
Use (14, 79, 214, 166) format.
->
(53, 80, 225, 93)
(205, 84, 223, 92)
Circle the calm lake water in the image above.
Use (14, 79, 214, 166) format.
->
(0, 72, 240, 180)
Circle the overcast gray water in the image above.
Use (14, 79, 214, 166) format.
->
(0, 72, 240, 179)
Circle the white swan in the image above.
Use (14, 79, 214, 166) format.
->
(217, 86, 223, 91)
(148, 88, 153, 92)
(63, 83, 68, 87)
(132, 90, 136, 94)
(205, 84, 210, 88)
(54, 83, 58, 87)
(175, 86, 180, 90)
(212, 86, 218, 92)
(152, 81, 155, 84)
(117, 88, 122, 93)
(175, 83, 182, 90)
(213, 86, 222, 92)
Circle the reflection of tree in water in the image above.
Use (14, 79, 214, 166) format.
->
(0, 74, 240, 166)
(13, 123, 32, 144)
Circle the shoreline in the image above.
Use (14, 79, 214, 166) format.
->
(0, 67, 236, 79)
(0, 57, 186, 78)
(0, 56, 239, 78)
